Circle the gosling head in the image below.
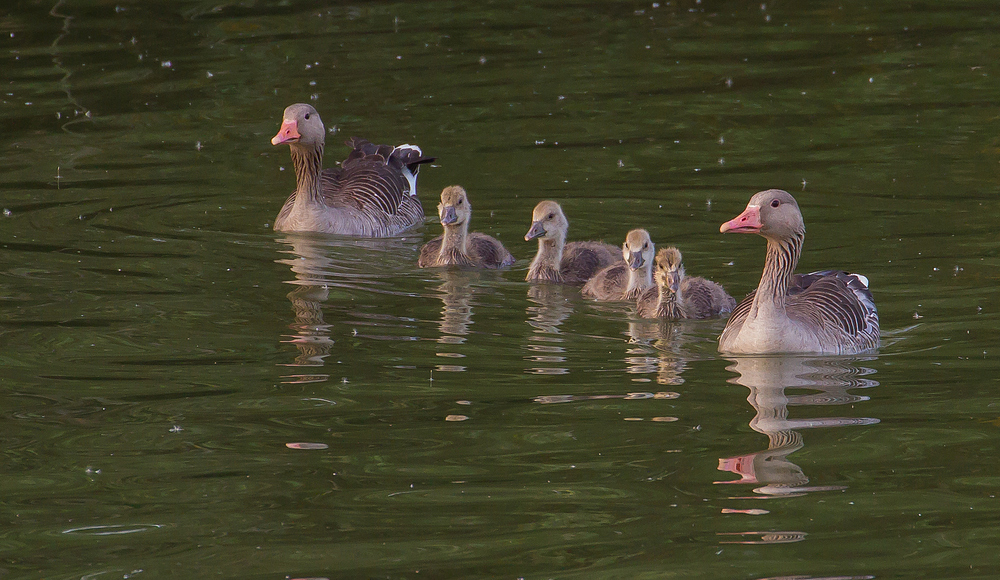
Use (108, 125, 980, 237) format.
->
(271, 103, 325, 148)
(438, 185, 471, 226)
(654, 247, 684, 293)
(622, 228, 654, 271)
(525, 200, 568, 242)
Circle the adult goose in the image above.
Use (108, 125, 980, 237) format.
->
(718, 189, 879, 355)
(271, 103, 434, 236)
(581, 229, 655, 301)
(418, 186, 515, 269)
(636, 247, 736, 319)
(524, 201, 620, 284)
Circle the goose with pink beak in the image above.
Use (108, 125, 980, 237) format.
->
(718, 189, 879, 355)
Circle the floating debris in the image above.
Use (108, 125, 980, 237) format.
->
(286, 442, 328, 450)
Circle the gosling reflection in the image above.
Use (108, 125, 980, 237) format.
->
(624, 319, 691, 386)
(433, 269, 479, 344)
(717, 356, 879, 497)
(524, 284, 576, 375)
(430, 269, 512, 372)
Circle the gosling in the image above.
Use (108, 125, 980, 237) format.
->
(524, 200, 620, 284)
(418, 186, 515, 269)
(636, 247, 736, 319)
(581, 228, 655, 301)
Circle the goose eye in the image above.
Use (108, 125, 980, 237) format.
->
(304, 113, 310, 120)
(770, 199, 780, 208)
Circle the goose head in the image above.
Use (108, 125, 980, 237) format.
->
(654, 247, 684, 293)
(524, 200, 568, 242)
(720, 189, 805, 241)
(623, 228, 654, 271)
(438, 185, 471, 226)
(271, 103, 325, 148)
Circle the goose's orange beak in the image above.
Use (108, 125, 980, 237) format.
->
(720, 205, 762, 234)
(271, 119, 300, 145)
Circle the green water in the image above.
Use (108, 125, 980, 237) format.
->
(3, 1, 1000, 578)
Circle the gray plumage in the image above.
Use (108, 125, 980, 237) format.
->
(717, 189, 879, 355)
(271, 103, 434, 237)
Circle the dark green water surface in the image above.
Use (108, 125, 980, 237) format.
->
(3, 1, 1000, 578)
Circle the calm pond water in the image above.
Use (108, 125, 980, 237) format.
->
(3, 0, 1000, 578)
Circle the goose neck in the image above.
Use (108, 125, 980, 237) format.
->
(755, 233, 803, 312)
(289, 143, 325, 204)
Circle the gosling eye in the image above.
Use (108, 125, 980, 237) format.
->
(457, 199, 463, 205)
(770, 199, 780, 208)
(547, 213, 554, 219)
(643, 243, 649, 249)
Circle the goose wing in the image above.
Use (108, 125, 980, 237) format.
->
(322, 138, 435, 217)
(787, 270, 879, 350)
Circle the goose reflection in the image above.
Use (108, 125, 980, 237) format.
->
(717, 356, 879, 497)
(275, 234, 419, 381)
(524, 284, 576, 375)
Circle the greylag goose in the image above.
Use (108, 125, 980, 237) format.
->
(271, 103, 434, 236)
(581, 229, 655, 301)
(524, 200, 621, 284)
(418, 186, 515, 269)
(718, 189, 879, 354)
(636, 247, 736, 319)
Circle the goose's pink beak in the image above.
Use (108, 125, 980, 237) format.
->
(720, 205, 762, 234)
(271, 119, 300, 145)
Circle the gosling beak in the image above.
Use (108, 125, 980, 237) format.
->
(667, 271, 681, 293)
(271, 119, 300, 146)
(440, 206, 459, 225)
(525, 221, 546, 241)
(627, 251, 644, 270)
(720, 205, 762, 234)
